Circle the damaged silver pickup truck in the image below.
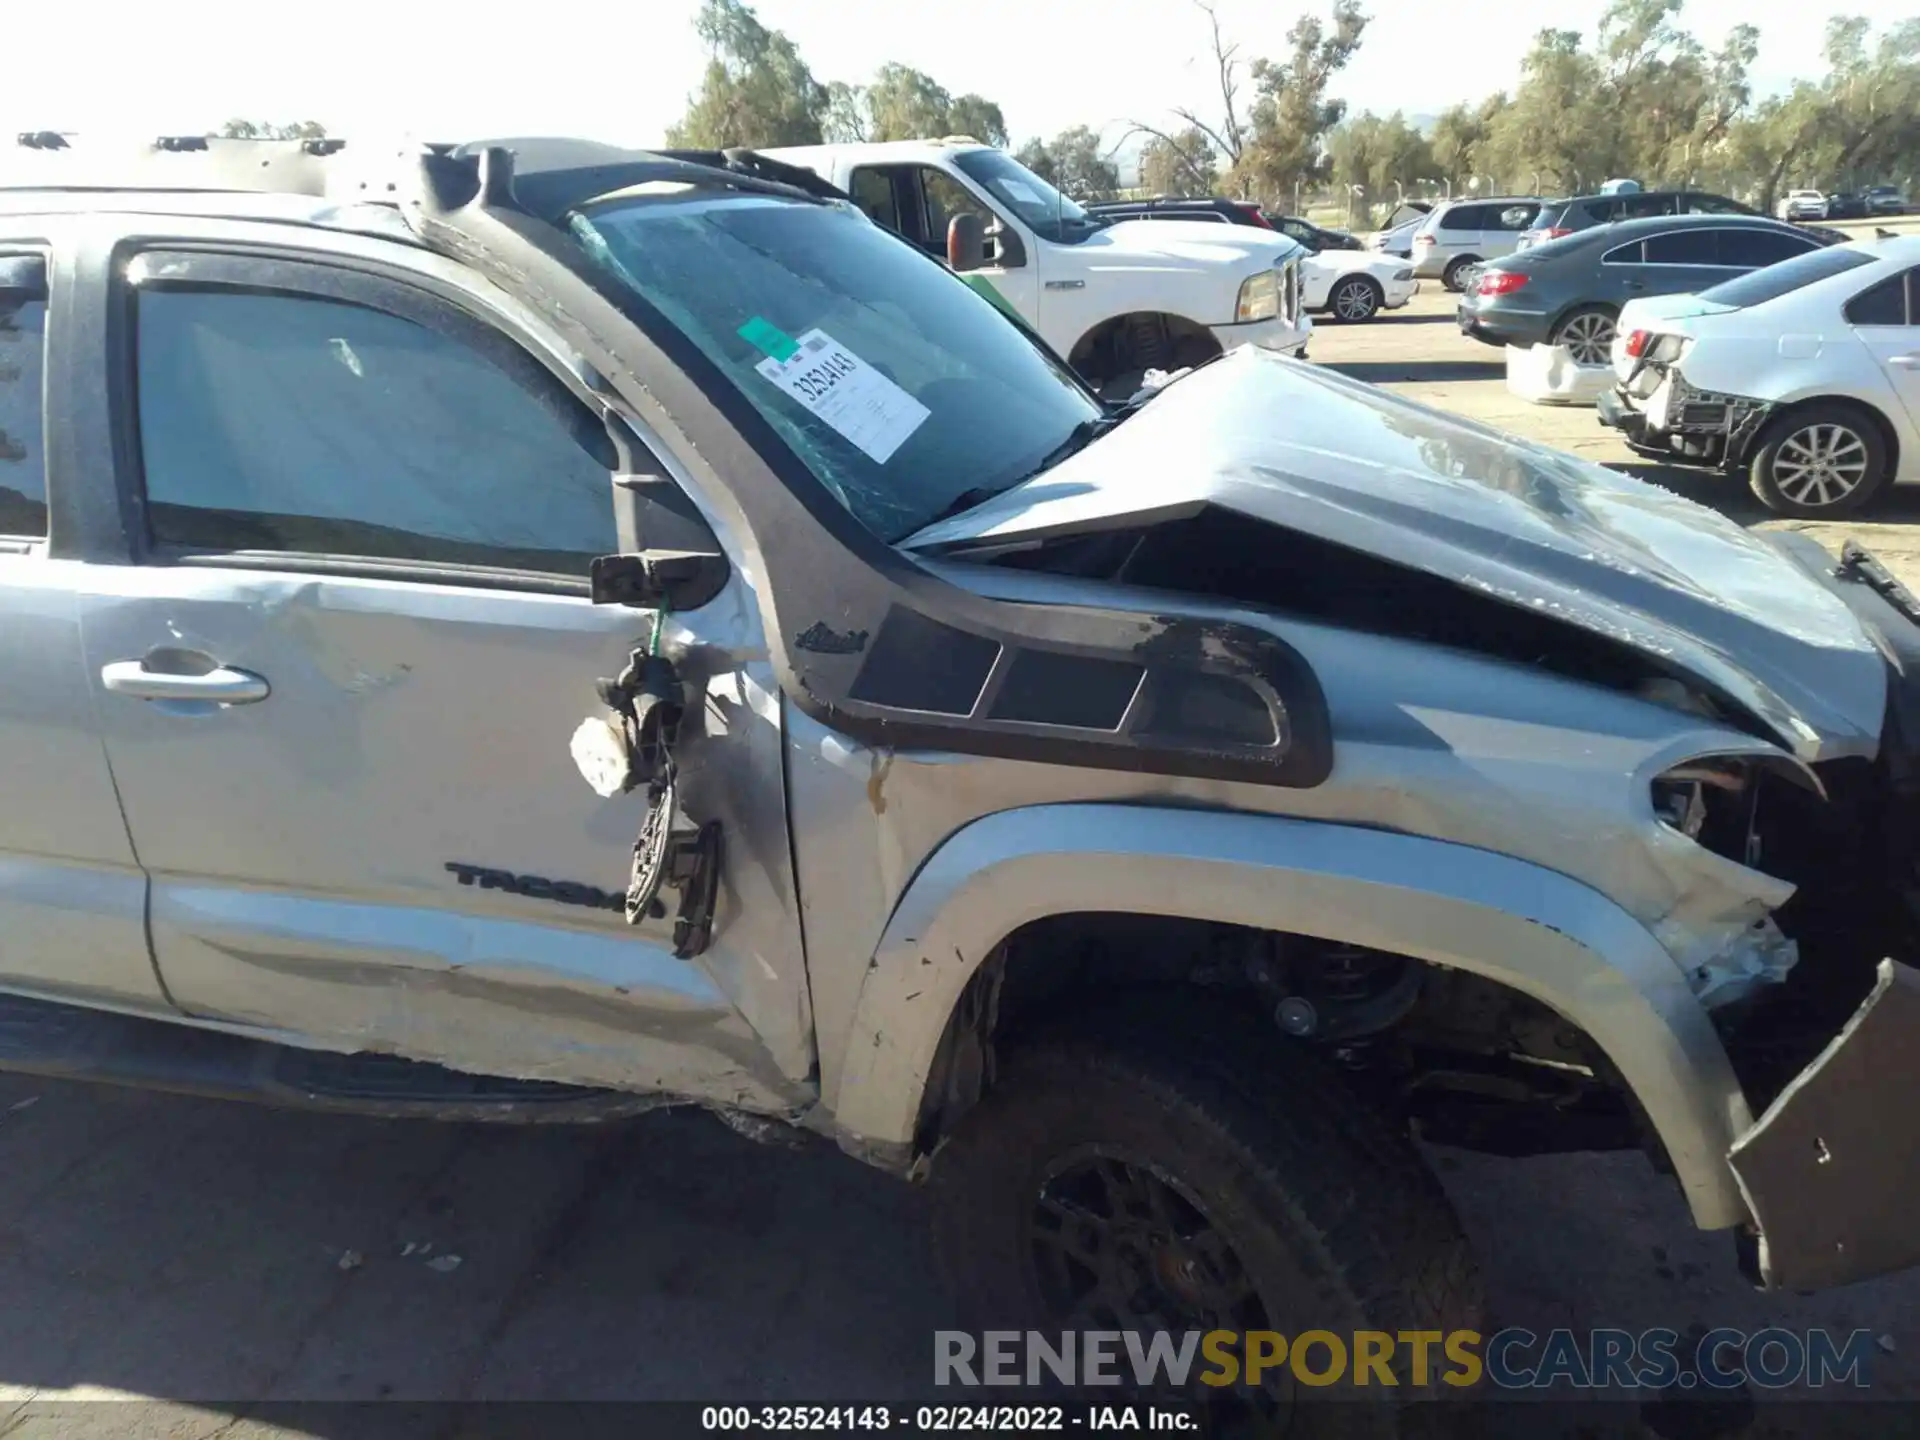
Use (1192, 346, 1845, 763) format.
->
(4, 134, 1920, 1424)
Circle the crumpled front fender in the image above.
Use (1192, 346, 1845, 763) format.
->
(826, 802, 1755, 1232)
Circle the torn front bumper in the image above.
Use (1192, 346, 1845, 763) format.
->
(1730, 959, 1920, 1289)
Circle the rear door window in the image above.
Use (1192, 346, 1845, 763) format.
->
(1621, 194, 1678, 220)
(1845, 273, 1911, 326)
(0, 256, 48, 543)
(1439, 205, 1485, 231)
(1643, 229, 1719, 264)
(847, 169, 901, 231)
(1716, 228, 1817, 269)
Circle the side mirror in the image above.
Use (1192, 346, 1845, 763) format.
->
(947, 213, 987, 272)
(592, 414, 730, 612)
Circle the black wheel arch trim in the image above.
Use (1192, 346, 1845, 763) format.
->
(406, 146, 1335, 789)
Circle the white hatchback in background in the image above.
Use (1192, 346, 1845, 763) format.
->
(1598, 235, 1920, 516)
(1299, 250, 1419, 320)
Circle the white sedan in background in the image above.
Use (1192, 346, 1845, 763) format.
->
(1777, 189, 1830, 221)
(1299, 250, 1419, 322)
(1597, 234, 1920, 516)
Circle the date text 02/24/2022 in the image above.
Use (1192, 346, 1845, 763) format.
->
(699, 1403, 1197, 1431)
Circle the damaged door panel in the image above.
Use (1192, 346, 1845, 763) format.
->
(73, 227, 813, 1108)
(1730, 959, 1920, 1290)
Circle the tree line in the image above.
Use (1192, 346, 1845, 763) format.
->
(1328, 5, 1919, 217)
(219, 0, 1918, 219)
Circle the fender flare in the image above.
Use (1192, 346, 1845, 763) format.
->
(827, 803, 1754, 1231)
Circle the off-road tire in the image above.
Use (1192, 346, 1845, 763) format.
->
(1747, 403, 1892, 518)
(1440, 257, 1479, 293)
(928, 998, 1481, 1436)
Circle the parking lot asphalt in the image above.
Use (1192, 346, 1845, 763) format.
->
(7, 282, 1920, 1440)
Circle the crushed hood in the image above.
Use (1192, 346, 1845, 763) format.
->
(904, 347, 1887, 761)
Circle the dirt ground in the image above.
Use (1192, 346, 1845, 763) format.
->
(6, 271, 1920, 1440)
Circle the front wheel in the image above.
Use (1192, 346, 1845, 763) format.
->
(1747, 405, 1891, 517)
(1330, 275, 1383, 321)
(928, 1003, 1481, 1435)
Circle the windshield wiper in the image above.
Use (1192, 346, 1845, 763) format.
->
(916, 415, 1116, 531)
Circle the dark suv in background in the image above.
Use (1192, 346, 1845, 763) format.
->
(1518, 189, 1762, 250)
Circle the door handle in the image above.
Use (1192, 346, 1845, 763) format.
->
(101, 659, 270, 705)
(1891, 353, 1920, 369)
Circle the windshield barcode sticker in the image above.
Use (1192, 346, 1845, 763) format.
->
(755, 328, 929, 464)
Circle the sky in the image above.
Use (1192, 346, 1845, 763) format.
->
(2, 0, 1909, 152)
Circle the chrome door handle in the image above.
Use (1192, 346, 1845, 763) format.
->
(101, 660, 270, 705)
(1891, 354, 1920, 369)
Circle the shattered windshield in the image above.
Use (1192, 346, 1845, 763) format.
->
(570, 190, 1101, 542)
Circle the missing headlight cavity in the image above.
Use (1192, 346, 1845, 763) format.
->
(1651, 753, 1822, 871)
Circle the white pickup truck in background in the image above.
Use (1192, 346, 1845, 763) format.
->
(764, 139, 1314, 394)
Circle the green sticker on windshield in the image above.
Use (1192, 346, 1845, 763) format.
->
(738, 315, 800, 362)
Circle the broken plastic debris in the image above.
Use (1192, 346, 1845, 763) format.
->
(7, 1095, 39, 1112)
(425, 1254, 462, 1273)
(337, 1250, 364, 1271)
